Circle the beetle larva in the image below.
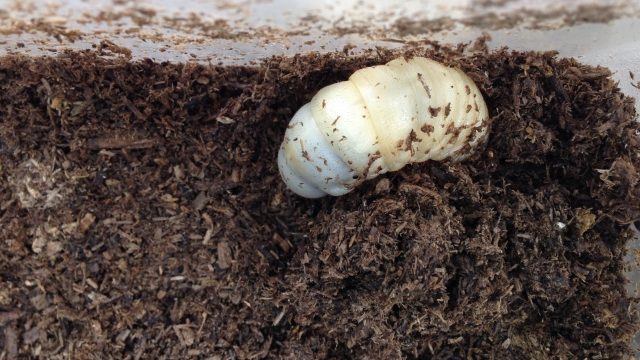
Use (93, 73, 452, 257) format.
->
(278, 56, 490, 198)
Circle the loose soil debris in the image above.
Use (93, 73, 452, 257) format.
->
(0, 45, 639, 359)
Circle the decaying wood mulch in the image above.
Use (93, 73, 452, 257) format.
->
(0, 44, 639, 359)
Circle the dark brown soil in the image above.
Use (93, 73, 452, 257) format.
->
(0, 45, 639, 359)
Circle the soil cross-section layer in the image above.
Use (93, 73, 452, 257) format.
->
(0, 45, 639, 359)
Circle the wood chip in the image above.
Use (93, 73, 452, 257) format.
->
(216, 241, 233, 270)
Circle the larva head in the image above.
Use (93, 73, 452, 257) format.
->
(278, 56, 490, 198)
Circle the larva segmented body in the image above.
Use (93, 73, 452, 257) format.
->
(278, 57, 490, 198)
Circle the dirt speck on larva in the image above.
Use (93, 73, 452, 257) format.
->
(421, 124, 434, 134)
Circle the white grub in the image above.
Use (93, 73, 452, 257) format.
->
(278, 56, 490, 198)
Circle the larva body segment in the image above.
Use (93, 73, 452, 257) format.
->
(278, 57, 490, 198)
